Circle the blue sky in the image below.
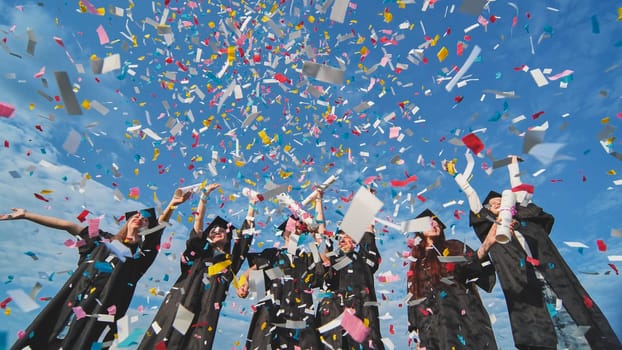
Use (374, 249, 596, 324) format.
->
(0, 0, 621, 348)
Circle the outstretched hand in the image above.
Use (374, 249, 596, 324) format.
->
(0, 208, 26, 221)
(171, 190, 192, 206)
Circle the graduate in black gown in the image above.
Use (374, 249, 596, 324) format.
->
(137, 183, 258, 350)
(237, 198, 326, 350)
(450, 153, 622, 350)
(0, 189, 190, 350)
(407, 209, 498, 350)
(315, 188, 385, 350)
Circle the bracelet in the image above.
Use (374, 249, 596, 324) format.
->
(169, 205, 177, 210)
(200, 192, 208, 202)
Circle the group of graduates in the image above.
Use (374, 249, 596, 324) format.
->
(1, 154, 621, 350)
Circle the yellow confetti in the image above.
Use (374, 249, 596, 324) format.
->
(40, 189, 54, 195)
(29, 103, 35, 111)
(258, 130, 272, 145)
(608, 169, 617, 175)
(618, 7, 622, 21)
(134, 168, 139, 176)
(383, 10, 393, 23)
(152, 148, 160, 161)
(601, 117, 610, 124)
(208, 259, 232, 276)
(4, 307, 11, 316)
(442, 247, 450, 256)
(308, 15, 315, 23)
(437, 46, 449, 62)
(84, 173, 92, 180)
(81, 100, 91, 110)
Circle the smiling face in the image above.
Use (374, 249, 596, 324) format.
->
(208, 226, 229, 246)
(423, 219, 442, 238)
(128, 213, 149, 231)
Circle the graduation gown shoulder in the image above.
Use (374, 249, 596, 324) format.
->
(137, 219, 254, 350)
(12, 226, 162, 350)
(317, 231, 385, 350)
(470, 208, 557, 349)
(515, 203, 622, 349)
(407, 239, 498, 350)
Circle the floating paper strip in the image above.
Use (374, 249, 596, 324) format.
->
(302, 61, 345, 85)
(459, 0, 487, 15)
(330, 0, 350, 23)
(7, 289, 39, 312)
(445, 45, 481, 92)
(102, 54, 121, 74)
(401, 217, 432, 233)
(96, 25, 110, 45)
(530, 68, 549, 87)
(340, 187, 383, 243)
(26, 28, 37, 55)
(54, 71, 82, 115)
(172, 304, 194, 335)
(564, 242, 589, 248)
(62, 129, 81, 154)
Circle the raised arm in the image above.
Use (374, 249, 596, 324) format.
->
(447, 150, 484, 214)
(159, 189, 192, 225)
(231, 196, 259, 274)
(0, 208, 84, 236)
(193, 183, 220, 233)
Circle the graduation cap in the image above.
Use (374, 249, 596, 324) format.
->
(415, 208, 447, 231)
(203, 216, 236, 250)
(482, 191, 502, 205)
(124, 208, 158, 229)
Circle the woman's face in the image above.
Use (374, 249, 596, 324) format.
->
(422, 219, 442, 238)
(208, 226, 228, 245)
(338, 233, 355, 253)
(488, 197, 502, 215)
(128, 213, 149, 232)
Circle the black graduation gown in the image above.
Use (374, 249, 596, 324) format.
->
(12, 227, 162, 350)
(245, 245, 325, 350)
(407, 240, 498, 350)
(514, 203, 622, 350)
(137, 219, 253, 350)
(316, 232, 385, 350)
(471, 207, 557, 349)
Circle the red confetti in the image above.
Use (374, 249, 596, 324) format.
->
(35, 124, 43, 132)
(608, 263, 619, 275)
(0, 297, 12, 308)
(389, 324, 395, 335)
(531, 111, 545, 119)
(526, 256, 540, 267)
(462, 133, 485, 155)
(389, 175, 418, 187)
(416, 195, 426, 202)
(583, 295, 593, 309)
(596, 239, 607, 252)
(76, 210, 90, 223)
(34, 193, 49, 202)
(274, 73, 291, 84)
(3, 140, 8, 148)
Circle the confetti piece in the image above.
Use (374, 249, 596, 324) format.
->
(596, 239, 607, 252)
(0, 102, 15, 117)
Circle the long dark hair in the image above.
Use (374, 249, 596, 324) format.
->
(408, 229, 448, 299)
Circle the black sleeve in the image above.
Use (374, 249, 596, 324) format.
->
(451, 241, 496, 293)
(230, 219, 255, 274)
(358, 231, 381, 274)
